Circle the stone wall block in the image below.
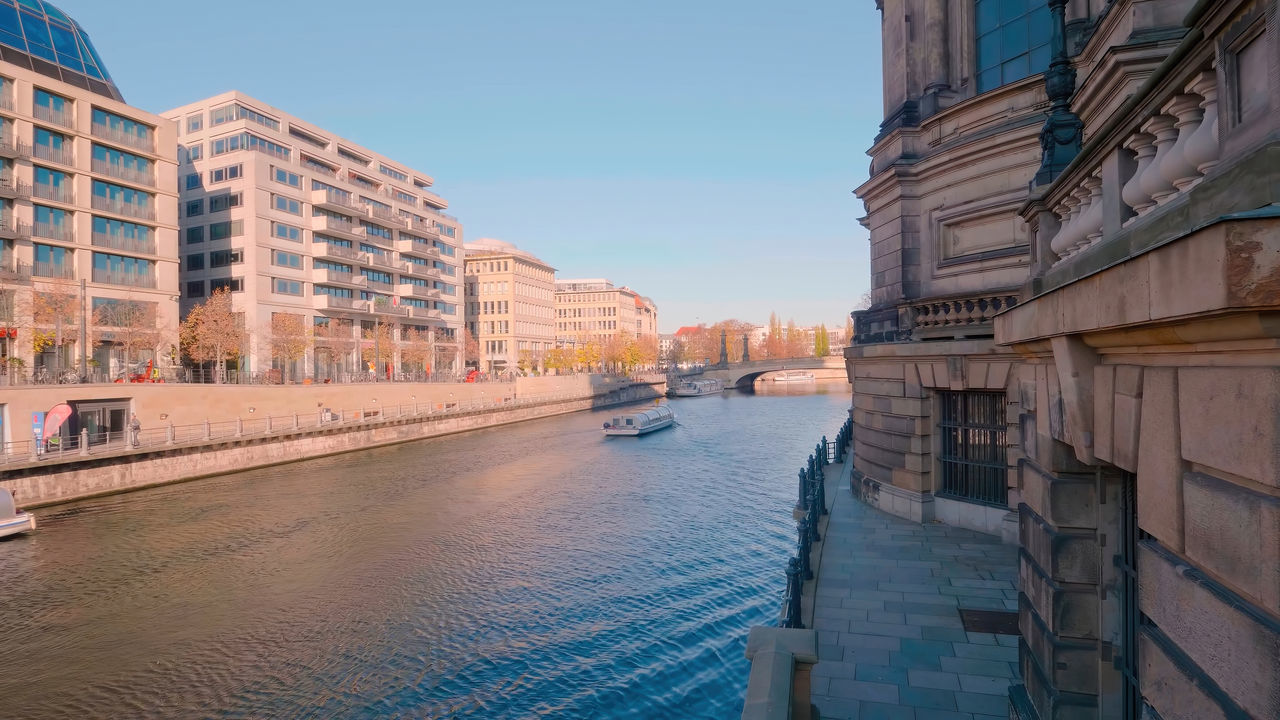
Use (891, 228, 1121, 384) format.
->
(1178, 367, 1280, 488)
(988, 361, 1012, 391)
(1020, 602, 1101, 695)
(1139, 542, 1280, 719)
(1136, 368, 1184, 550)
(1148, 224, 1229, 320)
(917, 362, 937, 388)
(1183, 471, 1280, 614)
(1048, 365, 1068, 444)
(854, 378, 907, 397)
(1020, 504, 1100, 584)
(855, 362, 907, 380)
(903, 362, 925, 398)
(1139, 630, 1235, 720)
(1094, 365, 1116, 464)
(1021, 556, 1099, 640)
(1020, 461, 1098, 529)
(1019, 644, 1099, 720)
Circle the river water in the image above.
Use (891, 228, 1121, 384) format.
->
(0, 382, 850, 719)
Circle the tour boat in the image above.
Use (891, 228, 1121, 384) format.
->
(0, 488, 35, 539)
(603, 405, 676, 436)
(770, 371, 815, 383)
(669, 378, 724, 397)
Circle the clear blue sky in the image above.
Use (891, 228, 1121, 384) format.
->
(66, 0, 882, 333)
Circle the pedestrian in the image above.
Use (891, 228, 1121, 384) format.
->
(129, 413, 141, 447)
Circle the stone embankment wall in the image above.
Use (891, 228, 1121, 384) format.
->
(1, 378, 661, 508)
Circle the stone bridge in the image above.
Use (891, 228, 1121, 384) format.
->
(682, 356, 848, 389)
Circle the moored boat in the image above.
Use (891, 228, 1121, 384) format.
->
(669, 378, 724, 397)
(0, 488, 35, 539)
(769, 371, 815, 383)
(603, 405, 676, 436)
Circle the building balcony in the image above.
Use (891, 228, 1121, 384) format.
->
(312, 294, 368, 313)
(33, 183, 74, 205)
(365, 278, 394, 293)
(398, 283, 441, 301)
(408, 306, 442, 320)
(32, 143, 73, 167)
(33, 260, 74, 280)
(0, 135, 24, 159)
(312, 240, 366, 263)
(0, 175, 31, 199)
(92, 231, 156, 255)
(0, 93, 13, 112)
(368, 205, 406, 227)
(316, 267, 367, 288)
(33, 221, 73, 243)
(851, 292, 1019, 346)
(311, 214, 365, 241)
(396, 237, 440, 258)
(400, 262, 442, 280)
(0, 219, 29, 240)
(91, 122, 154, 154)
(371, 301, 409, 317)
(301, 158, 338, 178)
(92, 268, 156, 288)
(310, 188, 366, 215)
(91, 159, 155, 187)
(34, 104, 73, 129)
(91, 195, 155, 221)
(363, 252, 397, 271)
(407, 218, 443, 239)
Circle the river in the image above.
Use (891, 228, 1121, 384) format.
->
(0, 382, 850, 719)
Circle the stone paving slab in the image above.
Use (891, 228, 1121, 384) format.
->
(806, 454, 1019, 720)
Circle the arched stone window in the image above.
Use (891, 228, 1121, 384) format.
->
(975, 0, 1053, 93)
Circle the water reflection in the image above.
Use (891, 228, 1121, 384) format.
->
(0, 386, 851, 719)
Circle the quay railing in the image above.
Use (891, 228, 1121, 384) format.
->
(0, 387, 617, 465)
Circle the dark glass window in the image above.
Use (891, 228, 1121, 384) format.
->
(186, 226, 204, 244)
(975, 0, 1051, 93)
(185, 280, 204, 298)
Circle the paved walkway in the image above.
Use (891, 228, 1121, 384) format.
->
(806, 455, 1020, 720)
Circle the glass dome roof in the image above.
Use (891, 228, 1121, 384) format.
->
(0, 0, 122, 101)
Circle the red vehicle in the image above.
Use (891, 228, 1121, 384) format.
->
(464, 369, 480, 383)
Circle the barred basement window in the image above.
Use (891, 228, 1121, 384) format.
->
(938, 391, 1007, 505)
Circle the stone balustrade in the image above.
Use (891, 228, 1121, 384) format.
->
(1045, 65, 1221, 266)
(911, 294, 1019, 331)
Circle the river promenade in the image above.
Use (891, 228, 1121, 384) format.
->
(804, 445, 1019, 719)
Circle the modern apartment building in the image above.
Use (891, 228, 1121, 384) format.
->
(162, 92, 464, 380)
(554, 278, 657, 348)
(0, 0, 179, 380)
(462, 238, 555, 374)
(850, 0, 1280, 717)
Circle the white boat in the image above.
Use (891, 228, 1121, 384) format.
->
(669, 378, 724, 397)
(603, 405, 676, 436)
(0, 488, 35, 539)
(770, 371, 815, 383)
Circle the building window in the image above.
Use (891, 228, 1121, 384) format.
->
(209, 192, 242, 213)
(209, 249, 243, 268)
(273, 167, 301, 188)
(209, 102, 280, 131)
(186, 253, 204, 271)
(186, 280, 205, 298)
(271, 250, 301, 269)
(186, 199, 203, 217)
(209, 220, 243, 241)
(187, 115, 202, 133)
(209, 164, 242, 183)
(186, 226, 204, 244)
(975, 0, 1052, 93)
(210, 277, 243, 293)
(185, 173, 202, 190)
(273, 194, 301, 215)
(273, 278, 303, 296)
(938, 391, 1007, 505)
(272, 222, 302, 242)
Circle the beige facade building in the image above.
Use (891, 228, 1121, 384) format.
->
(849, 0, 1279, 717)
(554, 278, 658, 347)
(161, 92, 464, 380)
(0, 2, 179, 382)
(462, 238, 556, 374)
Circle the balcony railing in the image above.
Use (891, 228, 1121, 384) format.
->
(371, 302, 409, 317)
(312, 240, 365, 262)
(310, 188, 365, 214)
(0, 259, 31, 279)
(0, 218, 29, 239)
(32, 143, 73, 166)
(409, 306, 442, 320)
(852, 292, 1019, 345)
(34, 104, 73, 129)
(368, 205, 406, 226)
(301, 159, 338, 177)
(33, 221, 73, 242)
(91, 122, 154, 153)
(0, 94, 13, 111)
(92, 195, 156, 221)
(92, 268, 157, 288)
(365, 278, 393, 292)
(312, 214, 365, 239)
(33, 183, 74, 204)
(316, 267, 367, 287)
(92, 158, 155, 187)
(312, 294, 368, 312)
(33, 260, 74, 279)
(401, 262, 442, 279)
(408, 218, 443, 238)
(399, 284, 441, 300)
(0, 135, 25, 158)
(92, 231, 156, 255)
(364, 252, 397, 270)
(0, 175, 31, 197)
(397, 237, 440, 257)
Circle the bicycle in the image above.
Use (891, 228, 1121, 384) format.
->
(57, 370, 80, 384)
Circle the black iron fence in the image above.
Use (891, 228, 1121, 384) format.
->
(779, 415, 853, 629)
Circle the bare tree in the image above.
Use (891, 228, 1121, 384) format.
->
(400, 328, 434, 376)
(269, 312, 310, 382)
(360, 320, 395, 375)
(93, 298, 162, 375)
(180, 287, 244, 383)
(462, 326, 480, 367)
(31, 277, 80, 374)
(314, 319, 357, 379)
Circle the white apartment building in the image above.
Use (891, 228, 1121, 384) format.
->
(554, 278, 658, 346)
(462, 238, 555, 374)
(162, 92, 464, 379)
(0, 1, 179, 380)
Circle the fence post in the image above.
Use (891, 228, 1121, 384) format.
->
(797, 468, 807, 512)
(204, 419, 212, 440)
(235, 418, 242, 438)
(167, 423, 175, 445)
(80, 428, 89, 456)
(785, 557, 804, 629)
(798, 518, 813, 580)
(266, 416, 273, 433)
(808, 486, 821, 542)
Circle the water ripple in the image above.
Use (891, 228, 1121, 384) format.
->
(0, 385, 850, 719)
